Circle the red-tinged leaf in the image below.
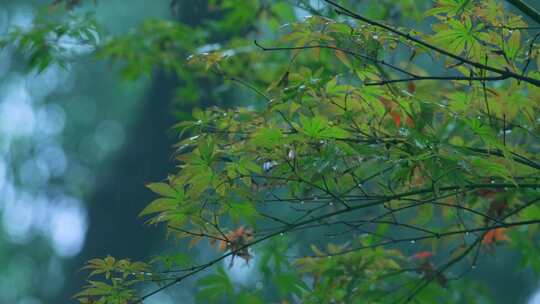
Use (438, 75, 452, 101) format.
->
(482, 230, 495, 244)
(412, 251, 433, 260)
(477, 188, 500, 198)
(407, 82, 416, 93)
(482, 228, 510, 245)
(390, 111, 401, 127)
(188, 236, 203, 249)
(218, 240, 227, 251)
(494, 228, 510, 241)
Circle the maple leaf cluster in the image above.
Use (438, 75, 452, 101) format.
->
(411, 251, 447, 287)
(476, 187, 511, 246)
(218, 226, 254, 266)
(482, 228, 510, 245)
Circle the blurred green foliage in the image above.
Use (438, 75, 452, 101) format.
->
(3, 0, 540, 304)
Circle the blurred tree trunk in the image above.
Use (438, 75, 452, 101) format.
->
(56, 2, 212, 302)
(58, 72, 177, 302)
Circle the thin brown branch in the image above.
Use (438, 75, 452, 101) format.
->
(364, 74, 510, 86)
(506, 0, 540, 24)
(323, 0, 540, 87)
(138, 182, 540, 302)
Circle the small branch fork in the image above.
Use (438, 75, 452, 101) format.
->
(137, 182, 540, 303)
(399, 195, 540, 303)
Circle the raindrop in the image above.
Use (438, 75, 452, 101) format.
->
(471, 264, 477, 269)
(300, 200, 305, 205)
(263, 160, 278, 172)
(288, 150, 295, 159)
(399, 128, 410, 136)
(329, 202, 334, 206)
(410, 240, 416, 244)
(280, 232, 284, 237)
(256, 281, 263, 289)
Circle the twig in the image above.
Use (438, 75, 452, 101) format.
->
(506, 0, 540, 24)
(364, 74, 510, 86)
(323, 0, 540, 87)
